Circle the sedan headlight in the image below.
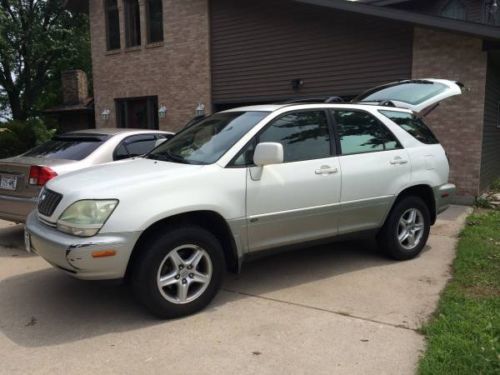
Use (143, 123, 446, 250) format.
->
(57, 200, 118, 237)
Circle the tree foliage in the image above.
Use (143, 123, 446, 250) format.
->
(0, 0, 91, 121)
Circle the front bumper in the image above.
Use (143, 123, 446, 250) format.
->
(25, 212, 141, 280)
(434, 183, 456, 214)
(0, 194, 37, 223)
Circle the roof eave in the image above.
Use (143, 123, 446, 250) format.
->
(295, 0, 500, 41)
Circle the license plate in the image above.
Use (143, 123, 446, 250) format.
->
(0, 175, 17, 191)
(24, 230, 31, 253)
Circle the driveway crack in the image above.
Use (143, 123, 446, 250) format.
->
(222, 288, 420, 333)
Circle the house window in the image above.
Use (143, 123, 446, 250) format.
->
(116, 96, 159, 129)
(146, 0, 164, 43)
(441, 0, 467, 20)
(124, 0, 141, 47)
(105, 0, 120, 50)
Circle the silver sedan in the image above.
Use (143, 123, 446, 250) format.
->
(0, 128, 173, 223)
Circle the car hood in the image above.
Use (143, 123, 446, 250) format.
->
(46, 157, 205, 197)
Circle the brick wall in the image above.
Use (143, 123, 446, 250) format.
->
(89, 0, 211, 131)
(62, 70, 89, 105)
(412, 27, 488, 199)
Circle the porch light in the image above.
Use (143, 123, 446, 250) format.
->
(101, 109, 111, 121)
(159, 105, 168, 119)
(195, 103, 205, 117)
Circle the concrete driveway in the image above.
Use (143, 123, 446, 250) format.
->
(0, 206, 470, 375)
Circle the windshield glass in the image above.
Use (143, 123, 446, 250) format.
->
(357, 81, 448, 105)
(148, 111, 269, 165)
(23, 136, 107, 161)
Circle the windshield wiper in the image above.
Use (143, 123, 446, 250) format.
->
(148, 151, 192, 164)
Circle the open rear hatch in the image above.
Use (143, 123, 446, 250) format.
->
(354, 79, 463, 116)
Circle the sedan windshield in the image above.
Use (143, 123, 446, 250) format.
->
(148, 111, 269, 165)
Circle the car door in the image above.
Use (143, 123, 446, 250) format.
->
(332, 109, 411, 234)
(243, 110, 341, 252)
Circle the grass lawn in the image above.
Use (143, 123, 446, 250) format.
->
(418, 209, 500, 374)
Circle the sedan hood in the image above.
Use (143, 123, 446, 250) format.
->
(46, 158, 205, 197)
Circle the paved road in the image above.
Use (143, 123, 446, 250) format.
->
(0, 206, 471, 375)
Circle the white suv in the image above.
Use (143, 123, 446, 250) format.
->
(25, 79, 460, 318)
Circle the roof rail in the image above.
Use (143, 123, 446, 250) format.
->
(280, 96, 345, 104)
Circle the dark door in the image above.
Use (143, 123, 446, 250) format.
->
(116, 96, 159, 129)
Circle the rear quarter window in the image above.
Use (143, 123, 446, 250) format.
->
(379, 110, 439, 145)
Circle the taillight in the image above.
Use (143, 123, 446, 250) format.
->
(29, 166, 58, 186)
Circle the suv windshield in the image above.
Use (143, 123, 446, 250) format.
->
(380, 110, 439, 144)
(23, 135, 108, 160)
(148, 111, 269, 165)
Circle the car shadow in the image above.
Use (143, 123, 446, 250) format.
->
(0, 237, 431, 348)
(0, 223, 36, 258)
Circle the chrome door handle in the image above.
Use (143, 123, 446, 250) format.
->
(390, 157, 408, 165)
(315, 166, 338, 175)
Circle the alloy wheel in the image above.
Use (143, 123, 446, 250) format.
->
(156, 244, 213, 304)
(397, 208, 425, 251)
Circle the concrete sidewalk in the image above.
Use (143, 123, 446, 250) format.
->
(0, 206, 471, 375)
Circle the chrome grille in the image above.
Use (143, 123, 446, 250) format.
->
(37, 189, 63, 217)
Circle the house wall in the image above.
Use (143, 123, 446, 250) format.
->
(480, 54, 500, 191)
(89, 0, 211, 131)
(412, 27, 488, 199)
(210, 0, 413, 106)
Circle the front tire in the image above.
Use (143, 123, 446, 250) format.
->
(377, 196, 431, 260)
(131, 226, 225, 319)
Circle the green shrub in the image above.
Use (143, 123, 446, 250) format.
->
(0, 119, 56, 159)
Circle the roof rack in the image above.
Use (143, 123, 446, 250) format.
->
(281, 96, 345, 104)
(354, 100, 397, 107)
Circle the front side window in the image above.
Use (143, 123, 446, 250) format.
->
(147, 0, 164, 43)
(334, 110, 400, 155)
(124, 0, 141, 47)
(148, 111, 269, 165)
(258, 111, 331, 163)
(380, 110, 439, 145)
(105, 0, 120, 50)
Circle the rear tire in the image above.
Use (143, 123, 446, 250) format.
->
(131, 225, 225, 319)
(377, 196, 431, 260)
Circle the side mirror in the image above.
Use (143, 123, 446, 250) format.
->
(253, 142, 284, 166)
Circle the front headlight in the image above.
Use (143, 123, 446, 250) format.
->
(57, 200, 118, 237)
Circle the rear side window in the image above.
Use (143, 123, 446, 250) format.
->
(333, 110, 400, 155)
(380, 110, 439, 145)
(23, 137, 106, 161)
(114, 134, 158, 160)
